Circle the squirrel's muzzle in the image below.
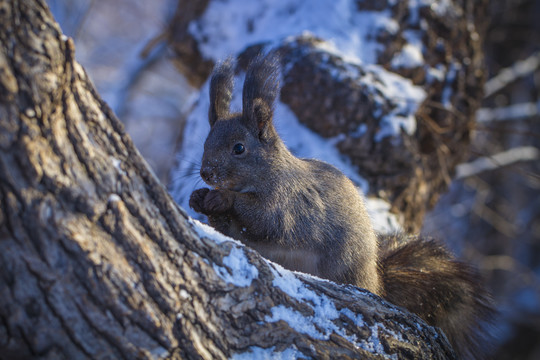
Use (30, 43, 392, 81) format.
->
(200, 167, 215, 184)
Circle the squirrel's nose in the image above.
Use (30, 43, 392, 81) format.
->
(200, 167, 214, 183)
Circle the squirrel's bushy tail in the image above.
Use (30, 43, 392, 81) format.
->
(379, 233, 494, 359)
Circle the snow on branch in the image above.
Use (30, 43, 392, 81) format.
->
(484, 51, 540, 98)
(456, 146, 540, 179)
(476, 101, 540, 123)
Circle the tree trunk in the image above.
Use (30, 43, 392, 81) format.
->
(0, 1, 454, 359)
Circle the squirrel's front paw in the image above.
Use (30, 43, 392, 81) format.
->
(189, 188, 210, 214)
(204, 189, 234, 214)
(189, 188, 233, 214)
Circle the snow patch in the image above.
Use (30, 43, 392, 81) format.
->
(265, 305, 326, 339)
(232, 345, 304, 360)
(364, 66, 425, 141)
(441, 62, 460, 109)
(456, 146, 540, 179)
(188, 218, 236, 245)
(426, 64, 445, 83)
(275, 103, 369, 191)
(484, 51, 540, 97)
(366, 198, 402, 234)
(111, 157, 126, 176)
(269, 265, 345, 338)
(340, 307, 365, 326)
(409, 0, 454, 24)
(391, 30, 424, 69)
(476, 101, 540, 123)
(265, 264, 403, 354)
(179, 289, 190, 300)
(391, 43, 423, 69)
(108, 194, 121, 203)
(428, 0, 455, 17)
(189, 0, 399, 65)
(188, 219, 258, 287)
(213, 246, 259, 287)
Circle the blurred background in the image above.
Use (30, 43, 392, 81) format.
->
(423, 1, 540, 358)
(48, 0, 539, 358)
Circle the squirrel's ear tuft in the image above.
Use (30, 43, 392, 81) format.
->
(209, 58, 235, 127)
(242, 52, 281, 138)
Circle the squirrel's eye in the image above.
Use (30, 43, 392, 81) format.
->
(232, 143, 245, 155)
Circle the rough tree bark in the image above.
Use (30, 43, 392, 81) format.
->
(0, 1, 455, 359)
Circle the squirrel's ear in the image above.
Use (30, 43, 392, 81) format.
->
(209, 58, 235, 127)
(242, 53, 280, 138)
(250, 98, 273, 139)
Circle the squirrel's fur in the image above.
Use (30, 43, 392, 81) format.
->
(190, 54, 494, 358)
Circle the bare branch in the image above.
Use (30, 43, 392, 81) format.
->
(484, 51, 540, 98)
(456, 146, 540, 179)
(477, 101, 540, 123)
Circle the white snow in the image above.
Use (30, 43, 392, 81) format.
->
(456, 146, 540, 179)
(476, 101, 540, 123)
(213, 245, 259, 287)
(274, 103, 369, 191)
(441, 62, 460, 109)
(391, 30, 424, 69)
(484, 51, 540, 98)
(189, 219, 259, 287)
(188, 218, 236, 245)
(25, 108, 36, 118)
(426, 64, 445, 83)
(264, 263, 399, 356)
(408, 0, 455, 24)
(179, 289, 190, 300)
(232, 345, 304, 360)
(366, 198, 402, 234)
(111, 157, 127, 176)
(108, 194, 121, 203)
(187, 0, 428, 139)
(391, 43, 423, 69)
(265, 305, 327, 340)
(270, 264, 339, 317)
(363, 66, 426, 141)
(189, 0, 399, 65)
(428, 0, 455, 17)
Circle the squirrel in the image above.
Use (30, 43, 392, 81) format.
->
(189, 54, 494, 358)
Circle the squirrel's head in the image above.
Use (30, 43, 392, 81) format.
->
(200, 54, 282, 192)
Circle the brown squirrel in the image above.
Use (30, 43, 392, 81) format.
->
(189, 54, 494, 358)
